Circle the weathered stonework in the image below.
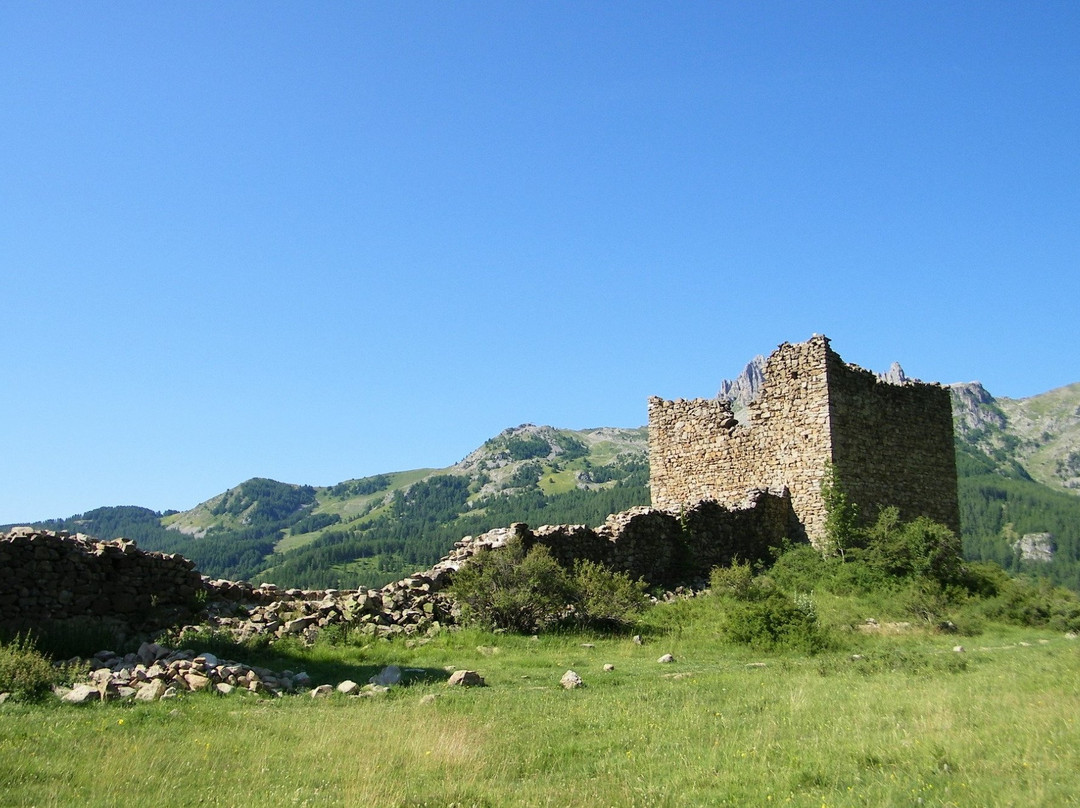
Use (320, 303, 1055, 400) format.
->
(0, 527, 204, 633)
(649, 336, 960, 548)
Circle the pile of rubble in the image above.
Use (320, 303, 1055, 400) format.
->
(55, 641, 314, 703)
(192, 525, 523, 644)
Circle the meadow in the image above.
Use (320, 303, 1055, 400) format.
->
(2, 594, 1078, 808)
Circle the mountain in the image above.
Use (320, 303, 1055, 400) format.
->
(8, 374, 1080, 591)
(949, 380, 1080, 588)
(952, 381, 1080, 495)
(13, 426, 649, 589)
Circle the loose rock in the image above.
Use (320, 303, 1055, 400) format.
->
(447, 670, 485, 687)
(560, 670, 585, 689)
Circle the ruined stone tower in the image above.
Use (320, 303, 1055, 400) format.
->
(648, 336, 960, 548)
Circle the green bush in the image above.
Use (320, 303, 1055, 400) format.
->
(709, 560, 760, 601)
(724, 591, 831, 654)
(767, 545, 832, 593)
(863, 509, 965, 587)
(0, 634, 82, 701)
(571, 559, 650, 631)
(977, 575, 1080, 632)
(449, 539, 650, 633)
(449, 539, 576, 633)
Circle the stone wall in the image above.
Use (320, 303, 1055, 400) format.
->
(825, 350, 960, 534)
(511, 488, 795, 587)
(0, 527, 204, 633)
(649, 335, 960, 548)
(1, 488, 795, 643)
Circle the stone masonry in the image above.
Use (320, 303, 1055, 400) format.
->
(648, 335, 960, 549)
(0, 527, 204, 633)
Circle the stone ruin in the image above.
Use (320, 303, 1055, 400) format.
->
(0, 526, 204, 635)
(1, 486, 792, 647)
(1, 335, 963, 700)
(2, 494, 789, 702)
(649, 335, 960, 549)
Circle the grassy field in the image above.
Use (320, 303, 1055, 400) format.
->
(2, 596, 1079, 807)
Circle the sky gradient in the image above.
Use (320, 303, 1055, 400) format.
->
(2, 3, 1078, 523)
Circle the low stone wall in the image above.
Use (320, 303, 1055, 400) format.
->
(1, 489, 796, 643)
(518, 489, 795, 587)
(0, 527, 204, 633)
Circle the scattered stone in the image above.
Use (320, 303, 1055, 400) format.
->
(657, 654, 675, 664)
(746, 662, 767, 668)
(603, 664, 615, 672)
(183, 673, 212, 691)
(309, 684, 334, 698)
(476, 646, 500, 656)
(336, 680, 360, 696)
(632, 635, 643, 645)
(137, 642, 167, 666)
(580, 643, 595, 649)
(447, 670, 485, 688)
(560, 670, 585, 689)
(953, 645, 965, 653)
(419, 694, 438, 705)
(0, 693, 9, 704)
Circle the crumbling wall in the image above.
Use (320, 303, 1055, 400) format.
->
(0, 527, 204, 633)
(514, 489, 795, 587)
(649, 335, 960, 547)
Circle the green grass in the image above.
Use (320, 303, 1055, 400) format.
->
(2, 596, 1079, 807)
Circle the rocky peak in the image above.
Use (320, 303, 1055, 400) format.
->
(877, 362, 908, 385)
(949, 381, 1008, 437)
(717, 355, 766, 409)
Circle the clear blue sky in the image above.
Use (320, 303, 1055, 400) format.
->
(2, 3, 1078, 523)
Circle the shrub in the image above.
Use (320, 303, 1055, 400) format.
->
(571, 559, 650, 631)
(821, 463, 860, 558)
(449, 539, 575, 633)
(709, 560, 760, 601)
(768, 545, 832, 593)
(977, 575, 1080, 632)
(863, 509, 965, 587)
(960, 561, 1011, 599)
(725, 591, 831, 654)
(449, 540, 651, 633)
(0, 634, 82, 701)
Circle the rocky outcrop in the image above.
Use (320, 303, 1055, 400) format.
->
(1015, 533, 1054, 563)
(949, 381, 1008, 437)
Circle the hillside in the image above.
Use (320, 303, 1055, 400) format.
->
(950, 381, 1080, 588)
